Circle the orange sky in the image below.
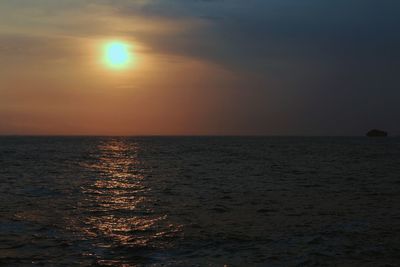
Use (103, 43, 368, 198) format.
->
(0, 2, 255, 135)
(1, 1, 399, 135)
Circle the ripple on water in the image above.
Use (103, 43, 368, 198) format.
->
(1, 137, 400, 266)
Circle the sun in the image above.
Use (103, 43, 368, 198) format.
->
(103, 41, 132, 69)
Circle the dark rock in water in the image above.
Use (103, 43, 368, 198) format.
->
(366, 129, 388, 137)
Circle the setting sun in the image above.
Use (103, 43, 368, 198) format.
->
(104, 41, 132, 69)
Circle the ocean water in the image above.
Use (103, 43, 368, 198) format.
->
(0, 136, 399, 266)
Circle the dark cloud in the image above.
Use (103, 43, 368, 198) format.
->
(114, 0, 400, 134)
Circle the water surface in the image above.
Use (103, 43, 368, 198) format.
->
(0, 137, 399, 266)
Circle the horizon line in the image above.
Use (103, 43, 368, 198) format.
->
(0, 134, 391, 138)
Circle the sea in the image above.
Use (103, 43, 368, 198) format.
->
(0, 136, 399, 266)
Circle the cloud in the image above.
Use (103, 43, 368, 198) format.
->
(1, 0, 400, 134)
(102, 0, 400, 76)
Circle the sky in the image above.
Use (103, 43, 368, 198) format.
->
(0, 0, 399, 136)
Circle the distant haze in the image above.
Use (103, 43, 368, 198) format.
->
(1, 0, 399, 136)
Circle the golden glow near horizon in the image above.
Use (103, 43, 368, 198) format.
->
(103, 41, 133, 69)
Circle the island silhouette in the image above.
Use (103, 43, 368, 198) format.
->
(366, 129, 388, 137)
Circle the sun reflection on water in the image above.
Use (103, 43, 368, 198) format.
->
(78, 139, 181, 259)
